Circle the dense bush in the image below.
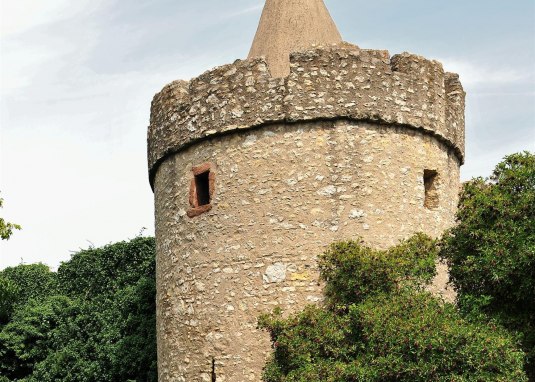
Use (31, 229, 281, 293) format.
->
(441, 151, 535, 378)
(320, 233, 437, 306)
(260, 235, 528, 381)
(0, 277, 18, 324)
(0, 296, 81, 380)
(57, 237, 155, 299)
(0, 264, 57, 316)
(0, 237, 157, 382)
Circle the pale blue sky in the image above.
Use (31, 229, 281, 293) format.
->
(1, 0, 534, 269)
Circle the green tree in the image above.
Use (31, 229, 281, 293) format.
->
(0, 277, 18, 324)
(0, 237, 157, 382)
(0, 264, 57, 326)
(0, 295, 80, 380)
(320, 233, 437, 307)
(57, 236, 155, 299)
(259, 235, 528, 381)
(0, 195, 21, 240)
(0, 264, 57, 309)
(441, 151, 535, 378)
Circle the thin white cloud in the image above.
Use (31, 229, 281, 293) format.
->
(0, 38, 70, 96)
(439, 58, 529, 87)
(0, 0, 108, 38)
(223, 3, 263, 19)
(0, 0, 109, 100)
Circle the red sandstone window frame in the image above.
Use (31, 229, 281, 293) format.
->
(187, 163, 215, 218)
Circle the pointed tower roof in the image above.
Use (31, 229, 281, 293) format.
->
(248, 0, 342, 77)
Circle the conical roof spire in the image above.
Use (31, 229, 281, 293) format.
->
(248, 0, 342, 77)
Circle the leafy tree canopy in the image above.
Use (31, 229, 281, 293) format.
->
(441, 151, 535, 378)
(260, 234, 528, 382)
(0, 264, 57, 324)
(320, 233, 438, 307)
(0, 237, 157, 382)
(0, 195, 21, 241)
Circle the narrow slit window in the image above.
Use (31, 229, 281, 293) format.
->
(423, 169, 439, 209)
(195, 170, 211, 206)
(188, 163, 214, 218)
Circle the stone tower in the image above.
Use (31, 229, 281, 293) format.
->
(148, 0, 465, 381)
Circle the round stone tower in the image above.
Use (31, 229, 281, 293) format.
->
(148, 1, 465, 381)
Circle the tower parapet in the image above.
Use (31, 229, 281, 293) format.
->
(148, 43, 464, 186)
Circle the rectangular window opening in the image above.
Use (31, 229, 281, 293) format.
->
(195, 170, 211, 206)
(423, 169, 439, 209)
(187, 163, 214, 218)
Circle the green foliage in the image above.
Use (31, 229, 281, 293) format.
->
(319, 233, 437, 306)
(0, 195, 21, 241)
(57, 237, 155, 299)
(0, 277, 18, 324)
(0, 237, 157, 382)
(441, 151, 535, 378)
(104, 277, 157, 381)
(0, 264, 57, 316)
(260, 292, 526, 382)
(260, 235, 528, 381)
(0, 296, 80, 380)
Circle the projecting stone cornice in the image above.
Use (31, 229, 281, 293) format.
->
(148, 43, 465, 188)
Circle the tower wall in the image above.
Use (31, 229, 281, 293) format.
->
(149, 44, 465, 382)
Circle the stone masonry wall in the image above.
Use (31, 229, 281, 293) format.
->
(153, 120, 461, 382)
(148, 43, 465, 184)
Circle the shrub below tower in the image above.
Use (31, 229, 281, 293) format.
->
(259, 234, 528, 381)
